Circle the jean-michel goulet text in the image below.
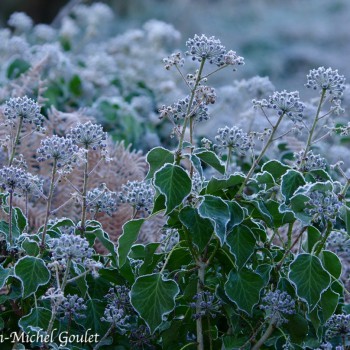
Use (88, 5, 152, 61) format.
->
(0, 329, 100, 346)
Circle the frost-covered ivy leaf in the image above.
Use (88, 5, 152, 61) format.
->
(254, 171, 275, 190)
(117, 219, 145, 267)
(288, 193, 311, 225)
(226, 225, 256, 269)
(302, 226, 321, 253)
(320, 250, 342, 279)
(21, 238, 39, 257)
(0, 265, 12, 289)
(179, 206, 213, 252)
(14, 256, 51, 298)
(131, 273, 180, 333)
(261, 160, 290, 182)
(194, 148, 225, 174)
(154, 164, 191, 214)
(198, 195, 230, 245)
(205, 174, 245, 195)
(224, 268, 264, 315)
(281, 169, 306, 204)
(189, 154, 204, 180)
(19, 307, 52, 334)
(284, 313, 308, 345)
(226, 201, 246, 232)
(289, 254, 331, 311)
(146, 147, 174, 179)
(320, 287, 339, 323)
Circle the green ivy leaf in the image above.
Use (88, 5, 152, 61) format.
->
(320, 250, 342, 279)
(189, 154, 204, 180)
(21, 238, 40, 257)
(117, 219, 145, 267)
(69, 74, 82, 96)
(320, 287, 339, 323)
(289, 254, 331, 311)
(7, 58, 31, 79)
(226, 225, 256, 269)
(146, 147, 175, 179)
(224, 268, 264, 315)
(261, 160, 290, 181)
(226, 201, 246, 232)
(131, 273, 179, 333)
(281, 170, 306, 204)
(14, 256, 51, 298)
(205, 174, 245, 195)
(288, 193, 311, 225)
(179, 206, 213, 252)
(198, 195, 230, 245)
(0, 265, 12, 289)
(284, 313, 309, 344)
(193, 148, 225, 174)
(302, 226, 321, 253)
(154, 164, 191, 214)
(82, 299, 109, 335)
(19, 307, 52, 333)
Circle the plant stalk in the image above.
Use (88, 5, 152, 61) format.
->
(8, 117, 23, 167)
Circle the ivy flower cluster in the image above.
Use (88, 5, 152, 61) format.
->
(67, 121, 107, 151)
(57, 294, 87, 320)
(185, 34, 244, 68)
(306, 67, 346, 98)
(261, 290, 295, 326)
(306, 190, 342, 225)
(293, 150, 327, 172)
(163, 52, 184, 70)
(0, 166, 40, 195)
(48, 232, 93, 266)
(119, 180, 154, 215)
(214, 126, 252, 156)
(3, 96, 44, 130)
(36, 135, 80, 169)
(101, 286, 132, 331)
(160, 229, 179, 253)
(194, 85, 216, 105)
(325, 314, 350, 340)
(86, 185, 117, 216)
(130, 325, 154, 349)
(253, 90, 305, 124)
(326, 231, 350, 254)
(190, 291, 222, 320)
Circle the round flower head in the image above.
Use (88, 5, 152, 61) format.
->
(253, 90, 305, 124)
(7, 12, 33, 32)
(67, 121, 107, 151)
(4, 96, 44, 130)
(58, 294, 87, 320)
(49, 232, 93, 266)
(37, 135, 80, 169)
(119, 180, 154, 215)
(293, 150, 327, 172)
(171, 96, 209, 124)
(189, 291, 222, 319)
(0, 166, 33, 194)
(163, 52, 184, 70)
(325, 314, 350, 340)
(86, 185, 117, 216)
(214, 126, 253, 156)
(261, 290, 295, 326)
(306, 67, 346, 98)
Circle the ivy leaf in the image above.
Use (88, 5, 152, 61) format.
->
(154, 164, 191, 214)
(21, 238, 40, 257)
(189, 154, 204, 180)
(320, 250, 342, 279)
(117, 219, 145, 267)
(284, 313, 309, 344)
(194, 148, 225, 174)
(261, 160, 290, 181)
(82, 299, 109, 335)
(226, 201, 246, 231)
(302, 226, 321, 253)
(226, 225, 256, 269)
(146, 147, 175, 179)
(179, 206, 213, 252)
(288, 193, 312, 225)
(224, 268, 264, 315)
(320, 287, 339, 323)
(19, 307, 52, 333)
(205, 174, 245, 195)
(198, 195, 230, 245)
(14, 256, 51, 298)
(0, 265, 12, 289)
(289, 254, 331, 311)
(131, 273, 180, 333)
(281, 170, 306, 204)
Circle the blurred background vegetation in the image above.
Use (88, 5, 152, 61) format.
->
(1, 0, 349, 93)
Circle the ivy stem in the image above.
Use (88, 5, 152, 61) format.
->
(93, 324, 114, 350)
(251, 315, 277, 350)
(301, 89, 326, 164)
(314, 221, 332, 256)
(196, 260, 206, 350)
(8, 116, 23, 167)
(176, 59, 206, 165)
(8, 191, 13, 246)
(40, 159, 57, 251)
(236, 112, 285, 197)
(80, 147, 89, 234)
(225, 146, 232, 176)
